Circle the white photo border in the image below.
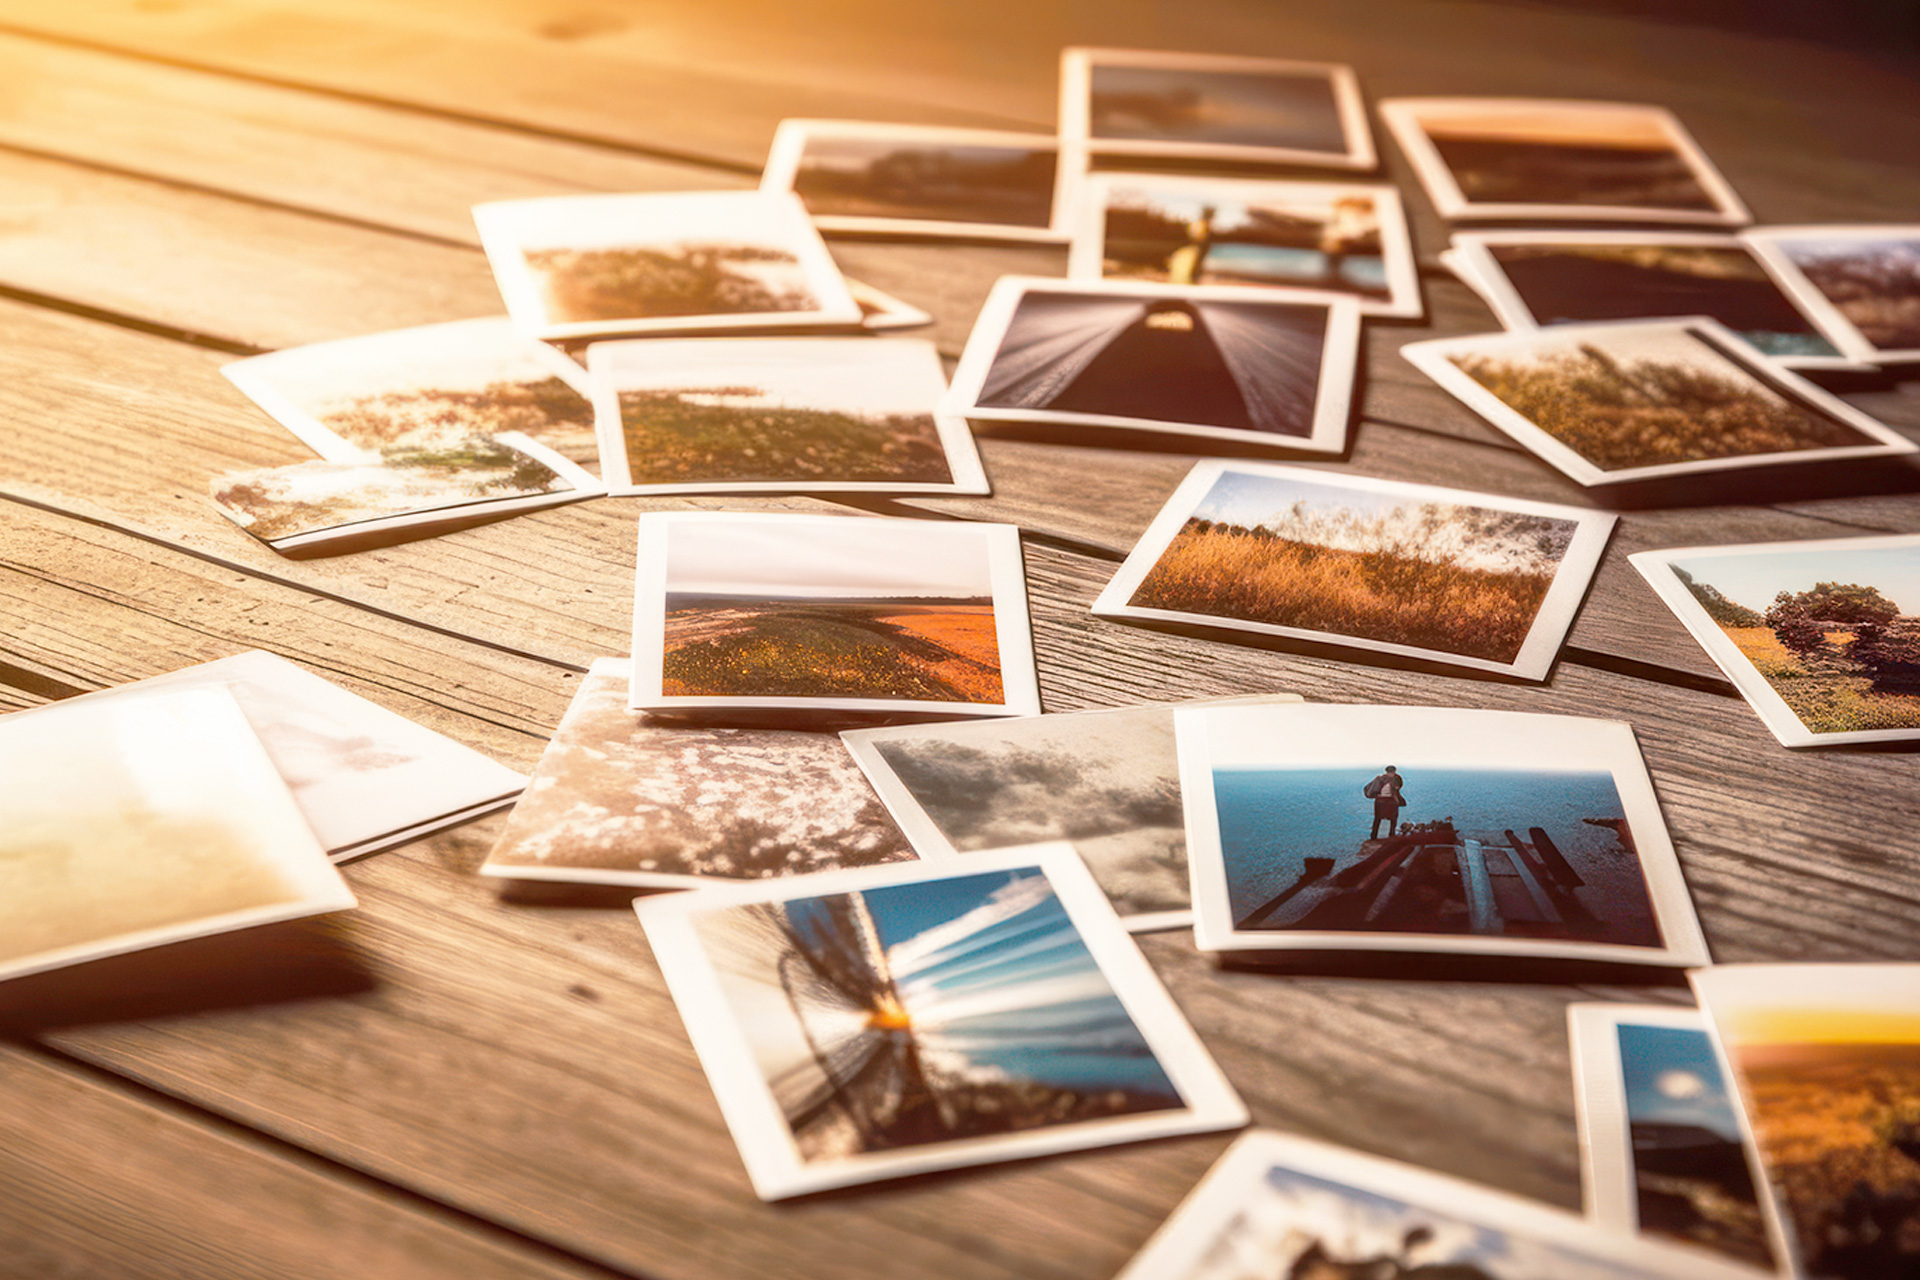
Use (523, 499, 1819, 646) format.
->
(942, 277, 1360, 453)
(630, 511, 1043, 718)
(1377, 97, 1750, 227)
(633, 843, 1249, 1200)
(1401, 318, 1915, 486)
(1175, 703, 1710, 964)
(1631, 534, 1920, 747)
(1067, 172, 1424, 319)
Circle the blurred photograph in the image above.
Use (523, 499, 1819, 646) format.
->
(1692, 964, 1920, 1280)
(1069, 173, 1422, 318)
(473, 191, 862, 339)
(1633, 535, 1920, 746)
(1094, 461, 1613, 679)
(1114, 1130, 1759, 1280)
(630, 512, 1041, 717)
(588, 336, 986, 495)
(762, 120, 1065, 240)
(944, 278, 1359, 451)
(1403, 319, 1913, 485)
(1060, 48, 1374, 168)
(1568, 1003, 1776, 1272)
(1746, 225, 1920, 362)
(635, 846, 1246, 1199)
(840, 693, 1301, 931)
(482, 659, 915, 886)
(1449, 231, 1859, 369)
(1379, 98, 1748, 224)
(1177, 703, 1708, 964)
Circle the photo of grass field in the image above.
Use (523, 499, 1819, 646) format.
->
(1448, 324, 1870, 472)
(1127, 470, 1577, 663)
(1413, 104, 1719, 212)
(1780, 235, 1920, 352)
(528, 241, 818, 323)
(1674, 544, 1920, 736)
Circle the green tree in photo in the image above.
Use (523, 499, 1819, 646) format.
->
(1766, 581, 1898, 656)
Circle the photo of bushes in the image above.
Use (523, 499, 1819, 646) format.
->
(1449, 325, 1869, 472)
(1675, 547, 1920, 735)
(1782, 235, 1920, 351)
(1099, 182, 1389, 299)
(1129, 471, 1576, 662)
(322, 376, 594, 462)
(527, 241, 818, 323)
(616, 386, 949, 486)
(792, 135, 1057, 228)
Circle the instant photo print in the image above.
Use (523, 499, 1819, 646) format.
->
(0, 685, 357, 984)
(473, 190, 863, 340)
(1447, 231, 1862, 370)
(1176, 703, 1709, 965)
(587, 335, 987, 496)
(482, 658, 915, 887)
(633, 844, 1247, 1200)
(1378, 97, 1749, 226)
(630, 511, 1041, 719)
(1632, 534, 1920, 747)
(1567, 1003, 1777, 1273)
(1068, 172, 1422, 319)
(1743, 225, 1920, 364)
(1402, 318, 1914, 486)
(1059, 48, 1375, 170)
(761, 119, 1067, 241)
(1093, 460, 1614, 680)
(943, 277, 1360, 452)
(1114, 1130, 1760, 1280)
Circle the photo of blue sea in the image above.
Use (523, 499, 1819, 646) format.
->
(1212, 764, 1648, 938)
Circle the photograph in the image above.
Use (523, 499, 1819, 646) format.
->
(68, 650, 527, 863)
(222, 316, 601, 469)
(1094, 461, 1614, 680)
(472, 190, 863, 340)
(210, 430, 600, 553)
(942, 277, 1360, 452)
(587, 336, 988, 495)
(481, 659, 916, 887)
(1745, 225, 1920, 363)
(1402, 318, 1915, 486)
(630, 512, 1041, 717)
(761, 119, 1066, 241)
(633, 844, 1247, 1199)
(1692, 963, 1920, 1280)
(1114, 1129, 1761, 1280)
(1632, 534, 1920, 747)
(0, 684, 357, 983)
(1568, 1003, 1777, 1273)
(1448, 231, 1861, 370)
(1377, 97, 1749, 225)
(840, 693, 1302, 932)
(1059, 48, 1374, 169)
(1068, 173, 1423, 319)
(1177, 703, 1709, 964)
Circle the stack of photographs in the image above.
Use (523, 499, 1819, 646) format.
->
(1114, 1130, 1760, 1280)
(1632, 533, 1920, 747)
(481, 658, 915, 887)
(943, 278, 1361, 452)
(0, 685, 357, 983)
(629, 511, 1042, 720)
(1402, 318, 1914, 487)
(1568, 1003, 1777, 1273)
(1175, 703, 1709, 967)
(1094, 461, 1614, 680)
(839, 693, 1301, 933)
(587, 336, 987, 496)
(634, 844, 1247, 1200)
(1692, 964, 1920, 1280)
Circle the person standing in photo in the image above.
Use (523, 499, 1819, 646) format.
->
(1364, 765, 1405, 839)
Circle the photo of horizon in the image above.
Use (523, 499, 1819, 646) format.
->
(790, 133, 1057, 228)
(1087, 63, 1347, 153)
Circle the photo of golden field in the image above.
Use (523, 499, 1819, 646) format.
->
(1127, 470, 1577, 664)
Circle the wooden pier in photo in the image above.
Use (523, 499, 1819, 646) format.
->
(2, 3, 1919, 1279)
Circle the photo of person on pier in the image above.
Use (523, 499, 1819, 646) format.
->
(1364, 765, 1405, 840)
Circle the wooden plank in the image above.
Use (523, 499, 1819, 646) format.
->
(0, 1045, 614, 1280)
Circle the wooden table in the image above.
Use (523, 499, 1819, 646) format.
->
(3, 3, 1918, 1276)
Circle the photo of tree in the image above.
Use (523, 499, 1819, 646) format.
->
(1672, 542, 1920, 736)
